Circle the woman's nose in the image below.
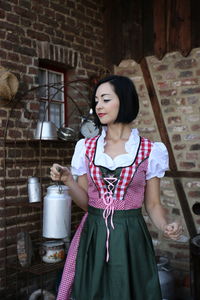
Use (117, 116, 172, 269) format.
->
(96, 102, 102, 110)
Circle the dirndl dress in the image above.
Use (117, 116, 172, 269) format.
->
(57, 135, 162, 300)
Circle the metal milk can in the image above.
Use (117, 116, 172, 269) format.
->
(157, 256, 175, 300)
(43, 185, 72, 239)
(28, 177, 41, 203)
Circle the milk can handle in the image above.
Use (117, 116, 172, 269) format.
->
(161, 266, 173, 272)
(39, 247, 47, 256)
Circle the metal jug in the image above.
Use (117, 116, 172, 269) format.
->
(157, 256, 175, 300)
(28, 177, 41, 203)
(43, 185, 72, 239)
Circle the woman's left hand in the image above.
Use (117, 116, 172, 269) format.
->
(163, 222, 183, 240)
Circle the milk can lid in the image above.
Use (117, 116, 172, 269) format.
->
(42, 240, 64, 247)
(28, 177, 39, 183)
(47, 184, 69, 193)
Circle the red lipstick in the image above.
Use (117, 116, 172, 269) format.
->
(98, 113, 106, 118)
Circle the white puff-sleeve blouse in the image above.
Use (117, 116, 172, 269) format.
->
(71, 128, 169, 180)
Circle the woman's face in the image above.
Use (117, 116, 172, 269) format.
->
(95, 82, 120, 125)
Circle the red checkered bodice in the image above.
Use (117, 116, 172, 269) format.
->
(85, 135, 153, 210)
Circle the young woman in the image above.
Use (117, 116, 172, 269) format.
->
(50, 75, 182, 300)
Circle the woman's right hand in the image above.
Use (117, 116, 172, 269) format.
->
(50, 163, 74, 187)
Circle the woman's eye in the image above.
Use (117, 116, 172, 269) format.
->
(103, 99, 111, 102)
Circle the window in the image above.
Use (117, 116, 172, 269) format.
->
(38, 65, 67, 128)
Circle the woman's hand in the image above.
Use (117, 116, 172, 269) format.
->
(163, 222, 183, 240)
(50, 163, 74, 187)
(50, 164, 89, 211)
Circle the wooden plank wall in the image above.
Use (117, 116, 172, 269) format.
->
(103, 0, 154, 66)
(103, 0, 200, 65)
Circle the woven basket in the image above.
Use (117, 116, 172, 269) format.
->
(0, 66, 19, 106)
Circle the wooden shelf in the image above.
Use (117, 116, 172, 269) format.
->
(3, 158, 69, 167)
(25, 261, 65, 275)
(5, 200, 42, 208)
(8, 261, 65, 275)
(3, 139, 76, 146)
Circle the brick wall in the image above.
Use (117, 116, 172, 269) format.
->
(1, 0, 199, 297)
(0, 0, 105, 298)
(115, 49, 200, 278)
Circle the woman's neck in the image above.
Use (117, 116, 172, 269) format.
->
(106, 123, 132, 142)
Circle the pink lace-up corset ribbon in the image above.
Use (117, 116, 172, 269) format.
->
(102, 177, 118, 262)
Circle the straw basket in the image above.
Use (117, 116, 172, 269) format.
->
(0, 66, 19, 107)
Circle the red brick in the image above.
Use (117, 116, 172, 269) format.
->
(175, 59, 197, 69)
(6, 12, 20, 24)
(0, 1, 11, 11)
(5, 188, 18, 197)
(44, 8, 55, 18)
(0, 29, 6, 39)
(168, 243, 189, 249)
(0, 129, 4, 137)
(179, 162, 196, 169)
(172, 134, 181, 142)
(7, 52, 20, 61)
(8, 130, 22, 139)
(0, 9, 5, 18)
(19, 0, 31, 9)
(174, 144, 186, 150)
(0, 20, 25, 35)
(0, 40, 13, 51)
(2, 119, 14, 128)
(0, 109, 7, 117)
(21, 16, 31, 27)
(191, 124, 200, 131)
(21, 169, 34, 176)
(174, 251, 189, 260)
(188, 191, 200, 198)
(190, 144, 200, 150)
(27, 29, 50, 42)
(8, 170, 21, 177)
(186, 152, 198, 160)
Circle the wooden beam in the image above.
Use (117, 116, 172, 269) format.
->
(166, 171, 200, 178)
(142, 0, 154, 58)
(126, 0, 143, 62)
(153, 0, 167, 59)
(174, 179, 197, 237)
(140, 57, 197, 237)
(167, 0, 192, 55)
(140, 58, 177, 171)
(166, 0, 178, 53)
(191, 0, 200, 49)
(103, 0, 123, 67)
(178, 0, 191, 56)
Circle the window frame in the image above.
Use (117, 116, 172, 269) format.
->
(38, 61, 68, 126)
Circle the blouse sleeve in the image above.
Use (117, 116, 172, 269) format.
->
(71, 139, 87, 176)
(146, 142, 169, 180)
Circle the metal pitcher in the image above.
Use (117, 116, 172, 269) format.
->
(28, 177, 41, 203)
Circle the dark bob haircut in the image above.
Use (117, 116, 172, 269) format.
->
(91, 75, 139, 127)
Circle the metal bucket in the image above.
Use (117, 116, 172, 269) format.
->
(157, 256, 175, 300)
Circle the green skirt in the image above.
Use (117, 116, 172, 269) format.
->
(71, 206, 162, 300)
